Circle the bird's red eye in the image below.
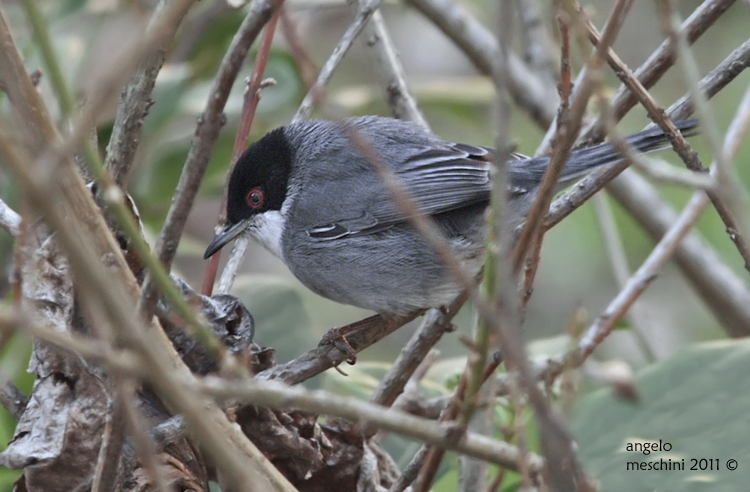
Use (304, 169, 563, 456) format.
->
(246, 187, 264, 209)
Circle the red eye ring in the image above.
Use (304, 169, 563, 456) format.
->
(246, 187, 264, 209)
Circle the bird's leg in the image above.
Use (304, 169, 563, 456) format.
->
(318, 314, 384, 366)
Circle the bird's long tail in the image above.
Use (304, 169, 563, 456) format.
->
(511, 119, 700, 189)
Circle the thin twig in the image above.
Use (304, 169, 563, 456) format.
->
(580, 192, 709, 353)
(544, 37, 750, 231)
(137, 0, 275, 335)
(388, 444, 429, 492)
(514, 0, 634, 273)
(403, 0, 558, 126)
(350, 0, 428, 128)
(658, 2, 750, 272)
(519, 12, 571, 309)
(197, 376, 545, 472)
(294, 0, 387, 122)
(0, 198, 21, 237)
(104, 0, 194, 187)
(369, 308, 450, 407)
(209, 5, 282, 296)
(581, 0, 737, 143)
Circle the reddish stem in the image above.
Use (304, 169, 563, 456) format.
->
(202, 4, 282, 296)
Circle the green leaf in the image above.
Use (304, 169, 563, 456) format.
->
(573, 339, 750, 492)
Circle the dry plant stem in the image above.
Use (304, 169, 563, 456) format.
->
(591, 193, 656, 361)
(453, 3, 514, 489)
(661, 4, 750, 271)
(583, 1, 750, 273)
(118, 380, 174, 492)
(581, 0, 736, 143)
(369, 308, 449, 407)
(513, 0, 634, 275)
(203, 2, 281, 297)
(519, 0, 556, 79)
(293, 0, 386, 122)
(91, 388, 129, 492)
(403, 0, 558, 127)
(198, 376, 545, 472)
(519, 12, 571, 309)
(581, 192, 710, 351)
(0, 198, 21, 236)
(0, 22, 293, 489)
(130, 0, 274, 305)
(350, 0, 428, 128)
(216, 235, 249, 294)
(1, 138, 295, 491)
(104, 0, 193, 187)
(389, 444, 429, 492)
(258, 291, 470, 384)
(545, 37, 750, 230)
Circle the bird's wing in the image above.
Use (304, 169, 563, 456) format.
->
(307, 143, 527, 240)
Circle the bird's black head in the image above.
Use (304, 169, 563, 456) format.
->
(227, 127, 294, 224)
(204, 127, 294, 259)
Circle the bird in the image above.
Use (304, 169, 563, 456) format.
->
(205, 115, 698, 316)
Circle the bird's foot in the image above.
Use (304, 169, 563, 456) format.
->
(318, 314, 383, 369)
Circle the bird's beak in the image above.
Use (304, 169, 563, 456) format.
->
(204, 221, 248, 259)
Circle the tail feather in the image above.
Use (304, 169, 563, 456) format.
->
(509, 119, 699, 191)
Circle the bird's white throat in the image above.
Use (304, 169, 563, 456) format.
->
(249, 210, 286, 260)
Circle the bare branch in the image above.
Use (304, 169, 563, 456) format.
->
(294, 0, 386, 122)
(404, 0, 557, 127)
(0, 198, 21, 237)
(351, 0, 429, 127)
(545, 37, 750, 230)
(369, 308, 451, 407)
(581, 0, 737, 143)
(104, 0, 196, 187)
(198, 376, 546, 473)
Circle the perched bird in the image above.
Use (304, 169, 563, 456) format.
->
(205, 116, 697, 316)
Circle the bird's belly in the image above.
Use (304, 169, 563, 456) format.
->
(282, 221, 485, 315)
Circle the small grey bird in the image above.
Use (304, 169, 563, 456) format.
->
(205, 116, 697, 316)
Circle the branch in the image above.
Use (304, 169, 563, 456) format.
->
(197, 376, 546, 473)
(350, 0, 429, 128)
(0, 198, 21, 237)
(581, 0, 737, 143)
(369, 308, 451, 407)
(103, 0, 196, 187)
(294, 0, 386, 122)
(404, 0, 558, 127)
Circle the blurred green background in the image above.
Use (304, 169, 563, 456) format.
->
(1, 0, 749, 489)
